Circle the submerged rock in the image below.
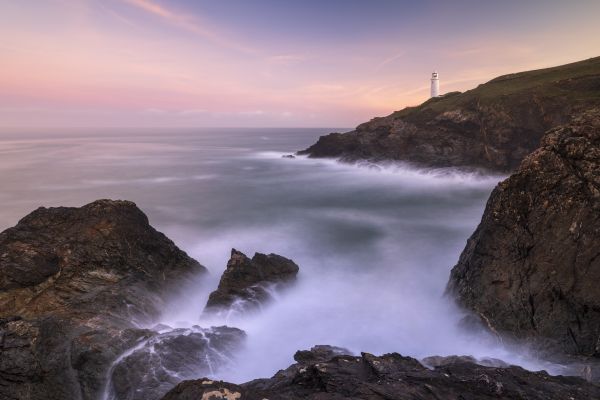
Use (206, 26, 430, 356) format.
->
(448, 109, 600, 357)
(203, 249, 299, 317)
(109, 326, 246, 400)
(0, 200, 207, 400)
(299, 57, 600, 172)
(161, 346, 600, 400)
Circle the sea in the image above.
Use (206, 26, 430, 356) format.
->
(0, 127, 556, 383)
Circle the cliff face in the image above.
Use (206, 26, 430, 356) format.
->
(448, 109, 600, 356)
(0, 200, 208, 400)
(299, 57, 600, 172)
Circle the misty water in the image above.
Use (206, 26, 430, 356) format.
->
(0, 128, 555, 384)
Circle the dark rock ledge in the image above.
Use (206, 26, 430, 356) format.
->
(161, 345, 600, 400)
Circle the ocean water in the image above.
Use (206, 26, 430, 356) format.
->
(0, 128, 550, 384)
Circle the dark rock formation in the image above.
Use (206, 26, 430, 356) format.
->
(204, 249, 299, 316)
(0, 200, 208, 400)
(299, 56, 600, 172)
(448, 109, 600, 357)
(421, 355, 509, 369)
(293, 345, 351, 364)
(161, 346, 600, 400)
(0, 199, 206, 324)
(109, 326, 246, 400)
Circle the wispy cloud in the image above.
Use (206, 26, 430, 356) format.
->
(122, 0, 257, 54)
(376, 51, 406, 71)
(267, 54, 307, 66)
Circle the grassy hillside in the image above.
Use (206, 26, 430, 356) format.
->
(396, 56, 600, 118)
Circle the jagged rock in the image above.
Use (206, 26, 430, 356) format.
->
(448, 109, 600, 357)
(421, 355, 509, 369)
(108, 326, 246, 400)
(0, 200, 207, 400)
(293, 345, 351, 364)
(203, 249, 299, 316)
(161, 347, 600, 400)
(299, 56, 600, 172)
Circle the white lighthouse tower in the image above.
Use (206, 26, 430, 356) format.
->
(430, 71, 440, 98)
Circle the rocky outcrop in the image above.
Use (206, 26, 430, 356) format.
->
(161, 346, 600, 400)
(0, 200, 208, 400)
(0, 199, 206, 324)
(109, 326, 246, 400)
(299, 56, 600, 172)
(448, 109, 600, 357)
(203, 249, 299, 316)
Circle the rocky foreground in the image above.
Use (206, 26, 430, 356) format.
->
(161, 345, 600, 400)
(0, 200, 304, 400)
(299, 56, 600, 172)
(448, 109, 600, 359)
(0, 200, 243, 400)
(3, 175, 600, 399)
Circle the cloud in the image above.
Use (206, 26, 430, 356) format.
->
(376, 51, 406, 71)
(140, 108, 167, 115)
(179, 109, 208, 116)
(122, 0, 256, 54)
(239, 110, 265, 116)
(267, 54, 307, 66)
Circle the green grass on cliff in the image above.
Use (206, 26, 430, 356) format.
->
(391, 56, 600, 119)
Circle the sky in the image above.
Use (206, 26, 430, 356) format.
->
(1, 0, 599, 128)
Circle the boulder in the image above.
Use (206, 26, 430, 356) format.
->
(161, 346, 600, 400)
(203, 249, 299, 316)
(448, 109, 600, 356)
(0, 200, 207, 400)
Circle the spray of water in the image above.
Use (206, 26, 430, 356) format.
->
(154, 154, 557, 384)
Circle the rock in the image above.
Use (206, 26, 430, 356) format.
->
(299, 56, 600, 172)
(108, 326, 246, 400)
(0, 200, 207, 400)
(203, 249, 299, 316)
(293, 345, 351, 364)
(161, 346, 600, 400)
(422, 355, 509, 369)
(282, 154, 296, 159)
(0, 199, 206, 323)
(448, 109, 600, 357)
(161, 379, 244, 400)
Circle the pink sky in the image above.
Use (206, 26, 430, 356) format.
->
(1, 0, 599, 128)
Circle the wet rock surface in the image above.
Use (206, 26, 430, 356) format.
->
(448, 109, 600, 357)
(421, 354, 509, 369)
(109, 326, 246, 400)
(0, 200, 208, 400)
(299, 57, 600, 172)
(161, 346, 600, 400)
(204, 249, 299, 316)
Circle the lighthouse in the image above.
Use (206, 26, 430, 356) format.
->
(430, 71, 440, 98)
